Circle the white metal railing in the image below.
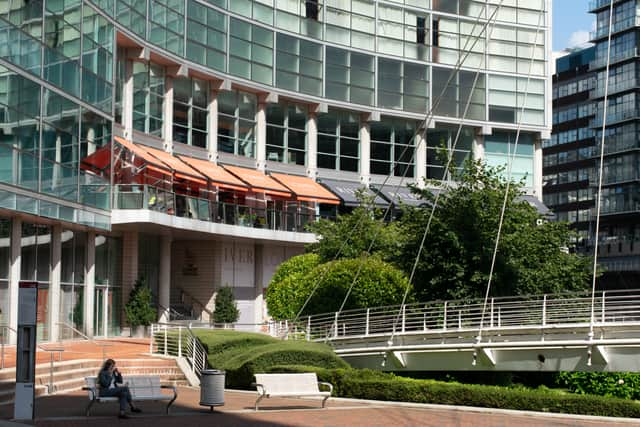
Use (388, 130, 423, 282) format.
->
(150, 323, 208, 378)
(286, 289, 640, 342)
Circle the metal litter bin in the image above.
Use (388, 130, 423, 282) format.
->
(200, 369, 225, 411)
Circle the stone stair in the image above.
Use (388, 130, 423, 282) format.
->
(0, 357, 188, 406)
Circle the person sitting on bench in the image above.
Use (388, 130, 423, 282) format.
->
(98, 358, 142, 419)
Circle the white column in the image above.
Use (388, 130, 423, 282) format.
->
(415, 130, 427, 189)
(163, 76, 174, 153)
(84, 232, 96, 337)
(256, 100, 267, 172)
(158, 236, 171, 323)
(49, 225, 61, 342)
(307, 112, 318, 179)
(207, 89, 219, 162)
(122, 59, 134, 139)
(8, 217, 21, 345)
(359, 120, 371, 185)
(533, 140, 543, 199)
(473, 132, 485, 162)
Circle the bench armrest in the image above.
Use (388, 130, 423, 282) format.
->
(251, 382, 266, 395)
(82, 386, 97, 400)
(318, 382, 333, 394)
(161, 384, 178, 414)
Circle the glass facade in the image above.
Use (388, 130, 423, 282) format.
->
(218, 89, 257, 157)
(266, 103, 307, 165)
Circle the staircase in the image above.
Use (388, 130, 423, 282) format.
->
(0, 358, 188, 406)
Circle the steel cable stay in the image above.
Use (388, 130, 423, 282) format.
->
(290, 0, 508, 332)
(473, 7, 548, 365)
(587, 0, 615, 366)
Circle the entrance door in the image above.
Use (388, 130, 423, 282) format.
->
(94, 288, 106, 337)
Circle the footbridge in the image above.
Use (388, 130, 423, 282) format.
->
(287, 290, 640, 372)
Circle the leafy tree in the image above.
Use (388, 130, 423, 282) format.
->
(306, 194, 403, 263)
(214, 286, 240, 324)
(397, 160, 592, 301)
(124, 277, 156, 327)
(266, 253, 320, 319)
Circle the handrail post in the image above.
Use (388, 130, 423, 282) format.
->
(542, 295, 547, 327)
(365, 309, 370, 336)
(601, 290, 606, 323)
(333, 312, 339, 338)
(443, 301, 448, 331)
(306, 317, 311, 341)
(149, 324, 154, 354)
(178, 327, 182, 358)
(490, 298, 494, 328)
(458, 310, 462, 329)
(49, 352, 54, 394)
(401, 305, 406, 333)
(163, 326, 168, 356)
(191, 336, 196, 373)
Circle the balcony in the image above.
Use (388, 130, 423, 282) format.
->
(590, 108, 640, 127)
(590, 78, 639, 99)
(590, 15, 640, 41)
(590, 48, 639, 71)
(589, 0, 626, 12)
(113, 185, 327, 233)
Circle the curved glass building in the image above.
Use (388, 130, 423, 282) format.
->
(0, 0, 551, 340)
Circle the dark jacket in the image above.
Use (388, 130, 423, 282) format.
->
(98, 368, 123, 389)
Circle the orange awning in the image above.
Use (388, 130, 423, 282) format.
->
(223, 165, 292, 197)
(142, 146, 208, 186)
(178, 156, 249, 192)
(114, 136, 171, 176)
(271, 173, 341, 205)
(80, 143, 111, 175)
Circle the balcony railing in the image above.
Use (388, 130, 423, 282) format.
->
(113, 185, 330, 233)
(590, 15, 640, 40)
(590, 78, 639, 99)
(590, 108, 640, 127)
(589, 0, 626, 12)
(590, 48, 639, 70)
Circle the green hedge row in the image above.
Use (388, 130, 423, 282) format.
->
(193, 330, 348, 388)
(266, 366, 640, 418)
(557, 372, 640, 400)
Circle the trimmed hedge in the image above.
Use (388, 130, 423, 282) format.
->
(266, 367, 640, 418)
(193, 330, 348, 388)
(557, 372, 640, 400)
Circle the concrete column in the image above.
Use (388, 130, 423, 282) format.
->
(163, 76, 174, 153)
(48, 225, 61, 342)
(359, 120, 371, 185)
(307, 112, 318, 179)
(207, 89, 219, 162)
(122, 59, 134, 139)
(8, 217, 21, 345)
(121, 231, 139, 325)
(533, 139, 543, 199)
(473, 133, 485, 162)
(158, 236, 171, 323)
(84, 232, 96, 337)
(415, 130, 427, 189)
(256, 100, 267, 171)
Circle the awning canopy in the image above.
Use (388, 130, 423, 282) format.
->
(374, 184, 425, 207)
(142, 145, 208, 186)
(114, 136, 172, 176)
(271, 173, 340, 205)
(319, 179, 387, 207)
(178, 156, 249, 192)
(80, 143, 111, 175)
(223, 165, 292, 197)
(518, 195, 552, 216)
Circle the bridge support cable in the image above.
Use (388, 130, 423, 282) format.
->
(476, 7, 546, 353)
(324, 0, 507, 344)
(588, 0, 615, 363)
(292, 0, 508, 330)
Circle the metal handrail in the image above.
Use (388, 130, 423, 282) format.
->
(178, 287, 213, 319)
(37, 346, 64, 394)
(283, 289, 640, 343)
(150, 323, 208, 378)
(0, 324, 17, 370)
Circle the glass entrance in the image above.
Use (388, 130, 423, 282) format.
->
(94, 287, 106, 337)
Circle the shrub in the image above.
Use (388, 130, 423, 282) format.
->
(266, 253, 320, 319)
(556, 372, 640, 400)
(301, 256, 412, 315)
(124, 277, 156, 327)
(214, 286, 240, 324)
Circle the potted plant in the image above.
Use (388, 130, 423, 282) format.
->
(124, 277, 156, 337)
(213, 286, 240, 328)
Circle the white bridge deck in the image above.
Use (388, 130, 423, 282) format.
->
(283, 290, 640, 372)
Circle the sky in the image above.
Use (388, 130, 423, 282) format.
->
(552, 0, 594, 51)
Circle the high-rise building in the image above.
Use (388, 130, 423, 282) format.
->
(545, 47, 597, 249)
(0, 0, 551, 342)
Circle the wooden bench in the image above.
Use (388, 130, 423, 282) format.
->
(83, 376, 177, 416)
(252, 373, 333, 410)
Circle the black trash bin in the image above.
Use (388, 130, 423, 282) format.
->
(200, 369, 225, 411)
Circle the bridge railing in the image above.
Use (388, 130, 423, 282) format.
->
(288, 289, 640, 342)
